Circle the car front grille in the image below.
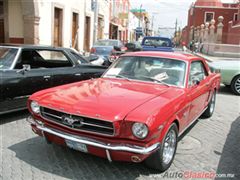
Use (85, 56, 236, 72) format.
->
(40, 107, 114, 136)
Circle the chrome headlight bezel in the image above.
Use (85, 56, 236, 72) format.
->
(30, 101, 40, 114)
(132, 122, 149, 139)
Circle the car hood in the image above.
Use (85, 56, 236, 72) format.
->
(31, 78, 177, 122)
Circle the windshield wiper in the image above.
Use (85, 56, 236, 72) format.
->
(138, 75, 170, 87)
(104, 74, 131, 81)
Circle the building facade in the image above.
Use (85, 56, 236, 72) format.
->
(0, 0, 111, 52)
(109, 0, 130, 43)
(183, 0, 238, 44)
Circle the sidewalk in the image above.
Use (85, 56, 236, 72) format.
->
(194, 52, 240, 62)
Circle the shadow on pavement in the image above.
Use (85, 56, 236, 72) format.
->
(0, 110, 30, 125)
(216, 116, 240, 180)
(217, 85, 235, 96)
(9, 137, 159, 179)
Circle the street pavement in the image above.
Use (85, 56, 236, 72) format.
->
(0, 86, 240, 180)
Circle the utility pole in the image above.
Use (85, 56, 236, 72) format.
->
(174, 19, 178, 38)
(93, 0, 98, 43)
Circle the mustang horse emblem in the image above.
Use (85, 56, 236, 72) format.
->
(62, 115, 81, 126)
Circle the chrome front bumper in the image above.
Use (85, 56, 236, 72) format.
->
(27, 116, 160, 156)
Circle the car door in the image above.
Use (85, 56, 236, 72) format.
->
(187, 60, 211, 123)
(36, 49, 85, 87)
(0, 69, 27, 113)
(50, 50, 106, 87)
(14, 49, 54, 97)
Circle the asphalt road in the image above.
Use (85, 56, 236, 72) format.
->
(0, 85, 239, 180)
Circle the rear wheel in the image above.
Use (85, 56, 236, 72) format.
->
(231, 75, 240, 95)
(144, 123, 178, 172)
(202, 90, 216, 118)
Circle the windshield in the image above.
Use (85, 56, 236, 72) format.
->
(95, 40, 119, 46)
(143, 38, 172, 47)
(103, 56, 186, 87)
(0, 47, 19, 70)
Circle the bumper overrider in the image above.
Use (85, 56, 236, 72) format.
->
(27, 116, 160, 162)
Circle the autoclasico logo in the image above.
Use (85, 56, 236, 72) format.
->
(150, 171, 235, 179)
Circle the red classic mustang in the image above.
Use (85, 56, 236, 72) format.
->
(27, 51, 220, 172)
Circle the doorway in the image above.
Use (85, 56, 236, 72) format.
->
(53, 7, 63, 47)
(0, 1, 4, 43)
(72, 12, 79, 49)
(84, 16, 90, 52)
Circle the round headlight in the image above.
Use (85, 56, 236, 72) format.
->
(30, 101, 40, 114)
(132, 123, 148, 139)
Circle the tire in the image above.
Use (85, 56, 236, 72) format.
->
(231, 75, 240, 96)
(202, 90, 216, 118)
(144, 123, 178, 172)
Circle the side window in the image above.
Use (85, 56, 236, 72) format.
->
(189, 61, 208, 86)
(15, 50, 73, 69)
(70, 51, 88, 64)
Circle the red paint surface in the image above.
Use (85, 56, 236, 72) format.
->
(29, 52, 221, 162)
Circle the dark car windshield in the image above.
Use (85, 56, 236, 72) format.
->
(0, 47, 19, 69)
(95, 40, 119, 46)
(103, 56, 186, 87)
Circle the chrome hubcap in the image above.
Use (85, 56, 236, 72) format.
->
(210, 92, 216, 114)
(162, 129, 176, 164)
(234, 77, 240, 93)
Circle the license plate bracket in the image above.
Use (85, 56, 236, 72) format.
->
(65, 139, 88, 153)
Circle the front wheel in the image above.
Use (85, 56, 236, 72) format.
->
(144, 123, 178, 172)
(231, 75, 240, 95)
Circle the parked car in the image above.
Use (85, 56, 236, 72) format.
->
(27, 51, 220, 172)
(125, 41, 142, 52)
(0, 44, 107, 114)
(90, 39, 126, 66)
(109, 42, 142, 63)
(141, 36, 174, 52)
(208, 60, 240, 95)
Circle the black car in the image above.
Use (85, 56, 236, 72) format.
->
(0, 44, 107, 114)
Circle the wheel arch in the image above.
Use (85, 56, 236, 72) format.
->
(230, 74, 240, 85)
(159, 117, 180, 143)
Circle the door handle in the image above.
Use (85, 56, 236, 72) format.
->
(75, 73, 82, 76)
(43, 75, 51, 79)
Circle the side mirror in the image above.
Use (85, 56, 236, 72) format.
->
(23, 64, 31, 71)
(191, 76, 200, 86)
(17, 64, 31, 74)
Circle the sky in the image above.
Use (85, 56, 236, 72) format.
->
(129, 0, 236, 37)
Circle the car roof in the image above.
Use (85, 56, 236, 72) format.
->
(0, 43, 69, 50)
(97, 39, 119, 42)
(143, 36, 171, 40)
(121, 51, 201, 62)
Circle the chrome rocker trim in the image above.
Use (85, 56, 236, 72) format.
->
(27, 117, 160, 155)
